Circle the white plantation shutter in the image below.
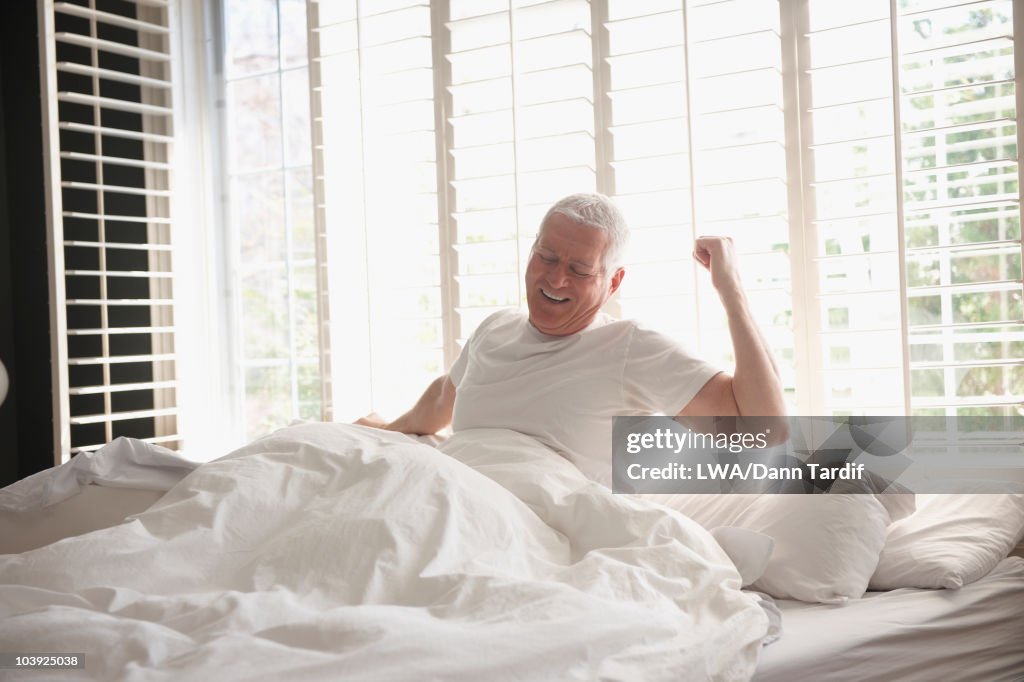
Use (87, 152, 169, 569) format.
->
(603, 0, 798, 406)
(795, 0, 905, 414)
(602, 0, 694, 339)
(692, 0, 794, 399)
(309, 0, 600, 420)
(39, 0, 181, 462)
(444, 0, 598, 340)
(899, 0, 1023, 417)
(306, 0, 1022, 420)
(307, 0, 444, 420)
(685, 0, 793, 392)
(795, 0, 1023, 416)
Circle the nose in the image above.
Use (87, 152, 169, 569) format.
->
(545, 262, 571, 289)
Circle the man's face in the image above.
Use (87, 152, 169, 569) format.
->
(525, 212, 624, 336)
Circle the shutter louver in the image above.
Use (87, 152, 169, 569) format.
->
(40, 0, 180, 461)
(306, 0, 1022, 419)
(797, 0, 906, 413)
(688, 0, 795, 400)
(603, 1, 694, 340)
(308, 0, 444, 420)
(899, 0, 1023, 417)
(445, 0, 597, 341)
(603, 0, 797, 407)
(798, 0, 1023, 415)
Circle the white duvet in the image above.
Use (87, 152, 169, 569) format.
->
(0, 424, 769, 681)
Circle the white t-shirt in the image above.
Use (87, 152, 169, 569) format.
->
(449, 309, 721, 487)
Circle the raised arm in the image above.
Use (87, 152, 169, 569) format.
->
(679, 236, 787, 419)
(354, 374, 456, 436)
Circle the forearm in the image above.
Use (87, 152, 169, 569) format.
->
(388, 375, 455, 435)
(720, 289, 786, 417)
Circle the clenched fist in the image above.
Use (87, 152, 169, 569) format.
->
(693, 236, 743, 296)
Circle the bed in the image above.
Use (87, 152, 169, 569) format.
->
(756, 557, 1024, 681)
(1, 423, 1022, 681)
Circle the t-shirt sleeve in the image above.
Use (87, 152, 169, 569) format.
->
(447, 309, 512, 387)
(622, 325, 722, 415)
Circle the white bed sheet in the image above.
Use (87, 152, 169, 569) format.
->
(755, 556, 1024, 682)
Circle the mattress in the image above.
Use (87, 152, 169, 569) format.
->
(755, 557, 1024, 682)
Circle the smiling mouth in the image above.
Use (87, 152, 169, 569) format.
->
(540, 288, 569, 303)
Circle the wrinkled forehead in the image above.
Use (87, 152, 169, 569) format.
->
(535, 214, 609, 262)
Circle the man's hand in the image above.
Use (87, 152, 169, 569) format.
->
(352, 375, 456, 436)
(354, 412, 391, 430)
(693, 236, 742, 296)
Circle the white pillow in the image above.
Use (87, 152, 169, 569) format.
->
(870, 493, 1024, 590)
(650, 494, 891, 604)
(709, 526, 774, 587)
(829, 476, 916, 523)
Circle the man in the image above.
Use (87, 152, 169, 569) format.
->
(357, 193, 786, 487)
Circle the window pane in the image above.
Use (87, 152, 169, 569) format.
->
(226, 0, 279, 78)
(241, 267, 289, 359)
(225, 1, 320, 438)
(227, 75, 283, 172)
(232, 172, 285, 263)
(905, 203, 1020, 247)
(297, 362, 322, 420)
(955, 364, 1024, 398)
(282, 69, 312, 167)
(901, 39, 1013, 94)
(286, 168, 315, 261)
(293, 264, 319, 359)
(899, 0, 1012, 55)
(279, 0, 308, 68)
(245, 365, 290, 440)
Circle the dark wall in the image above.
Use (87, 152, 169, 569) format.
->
(1, 0, 55, 486)
(0, 37, 15, 487)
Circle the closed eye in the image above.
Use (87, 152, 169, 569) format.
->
(535, 250, 593, 276)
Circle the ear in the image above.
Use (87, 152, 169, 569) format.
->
(607, 267, 625, 297)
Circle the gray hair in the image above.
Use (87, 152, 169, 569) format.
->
(538, 193, 629, 274)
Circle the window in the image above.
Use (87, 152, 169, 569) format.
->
(799, 0, 1022, 416)
(221, 0, 320, 440)
(601, 0, 795, 402)
(307, 1, 444, 420)
(295, 0, 1023, 421)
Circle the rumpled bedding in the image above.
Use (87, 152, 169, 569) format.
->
(0, 423, 769, 681)
(0, 438, 200, 512)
